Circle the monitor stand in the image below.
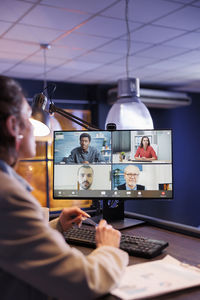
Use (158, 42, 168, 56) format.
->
(84, 199, 145, 230)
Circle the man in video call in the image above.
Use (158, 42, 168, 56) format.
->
(78, 165, 94, 190)
(117, 165, 145, 190)
(63, 133, 105, 164)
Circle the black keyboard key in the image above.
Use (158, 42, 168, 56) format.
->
(63, 227, 168, 259)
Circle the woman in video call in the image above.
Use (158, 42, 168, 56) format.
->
(0, 76, 128, 300)
(134, 136, 157, 161)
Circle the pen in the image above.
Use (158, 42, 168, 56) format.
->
(80, 214, 98, 227)
(84, 217, 98, 227)
(71, 213, 98, 227)
(70, 212, 91, 221)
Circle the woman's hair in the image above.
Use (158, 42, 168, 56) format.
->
(0, 76, 24, 156)
(139, 136, 150, 148)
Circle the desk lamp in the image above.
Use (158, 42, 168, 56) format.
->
(31, 91, 99, 133)
(31, 93, 50, 137)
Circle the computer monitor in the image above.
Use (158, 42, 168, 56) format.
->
(53, 129, 173, 229)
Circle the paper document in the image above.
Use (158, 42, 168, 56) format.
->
(111, 255, 200, 300)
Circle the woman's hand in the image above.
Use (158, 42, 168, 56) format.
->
(59, 207, 90, 231)
(95, 220, 121, 248)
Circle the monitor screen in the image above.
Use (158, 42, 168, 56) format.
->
(53, 129, 173, 200)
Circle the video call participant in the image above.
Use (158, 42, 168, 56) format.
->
(0, 76, 128, 300)
(134, 136, 157, 161)
(117, 165, 145, 190)
(78, 165, 94, 190)
(63, 132, 105, 164)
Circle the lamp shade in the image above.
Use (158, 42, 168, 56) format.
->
(105, 78, 154, 130)
(31, 93, 50, 137)
(30, 109, 50, 137)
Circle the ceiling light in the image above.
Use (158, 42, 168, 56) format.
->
(105, 78, 153, 129)
(105, 0, 153, 130)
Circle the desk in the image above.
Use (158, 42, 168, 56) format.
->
(112, 153, 170, 164)
(74, 220, 200, 300)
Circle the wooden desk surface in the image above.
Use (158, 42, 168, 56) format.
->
(74, 223, 200, 300)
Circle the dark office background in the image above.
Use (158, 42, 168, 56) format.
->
(125, 93, 200, 228)
(18, 78, 200, 228)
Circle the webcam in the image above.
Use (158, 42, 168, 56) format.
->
(106, 123, 116, 131)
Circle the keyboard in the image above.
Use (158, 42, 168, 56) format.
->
(63, 227, 168, 258)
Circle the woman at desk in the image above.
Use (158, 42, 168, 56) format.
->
(134, 136, 157, 161)
(0, 76, 128, 300)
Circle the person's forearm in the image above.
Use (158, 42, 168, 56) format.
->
(49, 217, 63, 232)
(134, 156, 141, 160)
(86, 246, 128, 295)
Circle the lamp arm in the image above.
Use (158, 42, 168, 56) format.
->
(49, 103, 100, 131)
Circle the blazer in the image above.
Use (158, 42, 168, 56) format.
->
(117, 183, 145, 190)
(0, 161, 128, 300)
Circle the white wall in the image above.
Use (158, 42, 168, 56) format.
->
(54, 165, 111, 190)
(139, 165, 172, 190)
